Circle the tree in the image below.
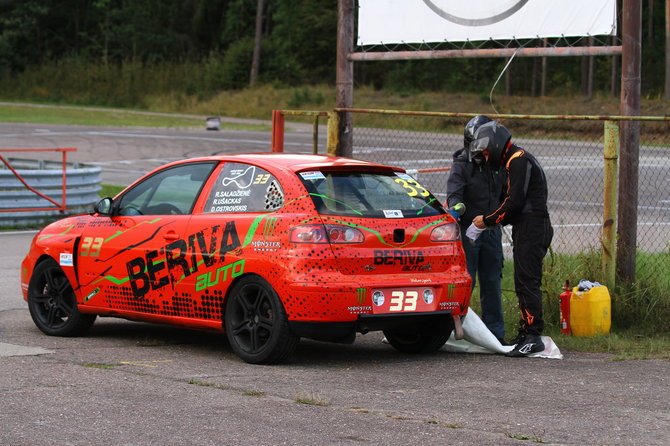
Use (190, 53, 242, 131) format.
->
(250, 0, 266, 87)
(666, 0, 670, 98)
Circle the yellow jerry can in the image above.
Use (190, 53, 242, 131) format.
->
(569, 286, 611, 337)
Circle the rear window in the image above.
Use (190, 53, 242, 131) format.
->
(298, 170, 445, 218)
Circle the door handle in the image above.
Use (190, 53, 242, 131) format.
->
(163, 231, 179, 241)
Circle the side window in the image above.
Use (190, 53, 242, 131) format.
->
(116, 162, 216, 215)
(204, 162, 284, 213)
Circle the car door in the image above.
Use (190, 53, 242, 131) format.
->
(77, 161, 217, 317)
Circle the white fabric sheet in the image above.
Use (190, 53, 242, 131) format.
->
(442, 308, 563, 359)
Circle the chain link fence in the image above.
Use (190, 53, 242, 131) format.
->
(345, 111, 670, 287)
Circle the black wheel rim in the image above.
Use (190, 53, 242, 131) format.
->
(30, 265, 76, 330)
(228, 283, 276, 354)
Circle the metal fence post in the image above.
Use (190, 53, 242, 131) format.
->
(271, 110, 285, 152)
(326, 111, 340, 156)
(602, 120, 619, 291)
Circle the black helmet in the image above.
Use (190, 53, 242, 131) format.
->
(464, 115, 492, 164)
(464, 115, 493, 147)
(468, 121, 512, 168)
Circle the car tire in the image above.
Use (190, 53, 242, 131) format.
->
(27, 258, 96, 336)
(224, 275, 299, 364)
(383, 318, 454, 354)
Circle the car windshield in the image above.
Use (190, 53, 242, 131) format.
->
(298, 170, 445, 218)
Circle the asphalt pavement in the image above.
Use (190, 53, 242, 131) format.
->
(1, 229, 669, 446)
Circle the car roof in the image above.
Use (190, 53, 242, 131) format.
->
(162, 153, 403, 174)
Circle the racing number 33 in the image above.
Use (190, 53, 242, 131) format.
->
(389, 290, 418, 311)
(80, 237, 104, 257)
(394, 178, 429, 197)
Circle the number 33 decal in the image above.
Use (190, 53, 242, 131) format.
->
(394, 178, 430, 197)
(389, 290, 418, 312)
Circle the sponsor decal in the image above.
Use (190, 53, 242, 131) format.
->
(356, 287, 367, 305)
(195, 259, 245, 291)
(374, 250, 425, 268)
(439, 301, 459, 310)
(60, 252, 73, 267)
(263, 217, 277, 238)
(347, 306, 372, 314)
(300, 171, 326, 181)
(251, 240, 281, 252)
(383, 209, 403, 219)
(126, 221, 241, 298)
(85, 287, 101, 302)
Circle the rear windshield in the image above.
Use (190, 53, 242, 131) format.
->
(298, 170, 446, 218)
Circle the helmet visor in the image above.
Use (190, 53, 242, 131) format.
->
(468, 136, 490, 163)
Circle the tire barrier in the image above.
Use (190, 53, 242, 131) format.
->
(0, 158, 101, 227)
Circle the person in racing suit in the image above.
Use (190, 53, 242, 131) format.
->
(471, 120, 553, 357)
(447, 115, 506, 344)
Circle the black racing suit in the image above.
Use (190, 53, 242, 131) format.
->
(483, 144, 553, 336)
(447, 148, 506, 339)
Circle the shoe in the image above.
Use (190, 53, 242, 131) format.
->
(496, 337, 510, 346)
(505, 334, 544, 357)
(507, 332, 526, 347)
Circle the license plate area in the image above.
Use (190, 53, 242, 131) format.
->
(370, 287, 437, 314)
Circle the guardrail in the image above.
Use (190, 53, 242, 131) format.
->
(0, 148, 76, 212)
(0, 149, 101, 227)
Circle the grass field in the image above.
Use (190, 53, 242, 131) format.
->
(0, 102, 269, 131)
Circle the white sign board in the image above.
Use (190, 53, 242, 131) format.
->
(358, 0, 617, 45)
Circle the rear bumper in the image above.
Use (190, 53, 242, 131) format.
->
(283, 273, 471, 322)
(289, 312, 457, 343)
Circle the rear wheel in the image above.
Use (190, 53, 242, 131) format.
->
(383, 318, 454, 354)
(27, 259, 96, 336)
(224, 276, 298, 364)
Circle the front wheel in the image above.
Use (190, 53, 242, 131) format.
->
(27, 259, 96, 336)
(224, 276, 298, 364)
(383, 318, 454, 354)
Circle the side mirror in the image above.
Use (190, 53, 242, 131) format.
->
(94, 197, 113, 215)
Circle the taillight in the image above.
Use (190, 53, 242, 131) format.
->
(291, 224, 364, 244)
(430, 223, 460, 242)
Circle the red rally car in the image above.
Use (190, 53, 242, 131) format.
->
(21, 154, 472, 364)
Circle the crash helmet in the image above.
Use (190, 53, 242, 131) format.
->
(464, 115, 492, 164)
(464, 115, 493, 147)
(468, 120, 512, 167)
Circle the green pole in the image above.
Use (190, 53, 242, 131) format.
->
(312, 115, 319, 155)
(326, 111, 340, 156)
(602, 120, 619, 290)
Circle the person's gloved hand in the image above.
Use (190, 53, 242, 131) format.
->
(448, 202, 465, 220)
